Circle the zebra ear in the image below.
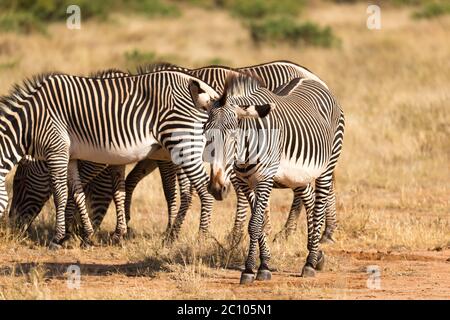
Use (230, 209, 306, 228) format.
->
(236, 103, 275, 119)
(189, 79, 213, 111)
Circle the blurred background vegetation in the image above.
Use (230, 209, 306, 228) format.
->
(1, 0, 449, 39)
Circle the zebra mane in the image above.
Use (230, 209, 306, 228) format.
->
(89, 68, 128, 78)
(135, 62, 185, 75)
(220, 71, 266, 103)
(0, 72, 61, 115)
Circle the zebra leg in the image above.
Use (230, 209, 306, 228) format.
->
(87, 169, 113, 231)
(274, 189, 303, 242)
(124, 159, 158, 230)
(62, 196, 84, 247)
(64, 196, 78, 237)
(197, 183, 214, 236)
(67, 160, 95, 247)
(46, 153, 70, 249)
(292, 184, 316, 277)
(302, 178, 330, 277)
(167, 137, 213, 239)
(165, 169, 193, 242)
(319, 112, 345, 245)
(227, 177, 249, 246)
(241, 180, 273, 284)
(178, 166, 213, 238)
(109, 165, 127, 244)
(66, 162, 111, 233)
(156, 160, 178, 235)
(320, 182, 337, 244)
(262, 198, 272, 236)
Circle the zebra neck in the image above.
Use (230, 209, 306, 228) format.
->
(0, 115, 26, 176)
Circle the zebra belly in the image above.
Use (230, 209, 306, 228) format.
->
(69, 135, 167, 165)
(274, 158, 326, 188)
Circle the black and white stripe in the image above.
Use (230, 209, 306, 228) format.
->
(10, 61, 339, 244)
(201, 73, 345, 283)
(0, 69, 219, 247)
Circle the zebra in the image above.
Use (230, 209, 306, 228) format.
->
(8, 68, 198, 240)
(0, 68, 219, 249)
(200, 72, 345, 283)
(9, 61, 338, 244)
(8, 69, 191, 240)
(126, 61, 338, 242)
(8, 69, 116, 236)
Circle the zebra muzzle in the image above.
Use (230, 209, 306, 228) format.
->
(207, 182, 230, 201)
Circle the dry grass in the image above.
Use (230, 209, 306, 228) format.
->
(0, 2, 449, 299)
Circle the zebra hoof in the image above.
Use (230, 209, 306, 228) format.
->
(80, 238, 95, 249)
(320, 234, 335, 244)
(162, 232, 176, 246)
(240, 272, 255, 285)
(162, 237, 174, 247)
(48, 241, 62, 251)
(272, 233, 283, 243)
(273, 232, 287, 243)
(301, 265, 316, 278)
(111, 234, 124, 246)
(316, 251, 325, 271)
(226, 231, 243, 247)
(61, 234, 78, 249)
(125, 227, 136, 239)
(256, 269, 272, 281)
(197, 231, 210, 242)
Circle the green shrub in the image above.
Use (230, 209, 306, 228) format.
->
(228, 0, 304, 19)
(392, 0, 430, 5)
(204, 57, 231, 66)
(0, 12, 46, 34)
(413, 2, 450, 18)
(173, 0, 222, 9)
(0, 0, 180, 34)
(0, 60, 19, 70)
(0, 0, 110, 21)
(250, 17, 339, 47)
(328, 0, 438, 5)
(124, 49, 157, 71)
(126, 0, 180, 18)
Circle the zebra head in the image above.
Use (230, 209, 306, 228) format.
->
(9, 157, 51, 235)
(200, 73, 275, 200)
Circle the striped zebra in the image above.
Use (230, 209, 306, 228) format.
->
(200, 73, 345, 283)
(9, 61, 338, 244)
(9, 70, 114, 236)
(9, 69, 190, 239)
(8, 69, 210, 243)
(127, 61, 338, 242)
(0, 68, 219, 248)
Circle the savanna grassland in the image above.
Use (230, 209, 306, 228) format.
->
(0, 1, 449, 299)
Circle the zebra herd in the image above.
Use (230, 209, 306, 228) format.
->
(0, 61, 345, 284)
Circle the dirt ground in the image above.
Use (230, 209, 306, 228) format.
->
(0, 243, 448, 299)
